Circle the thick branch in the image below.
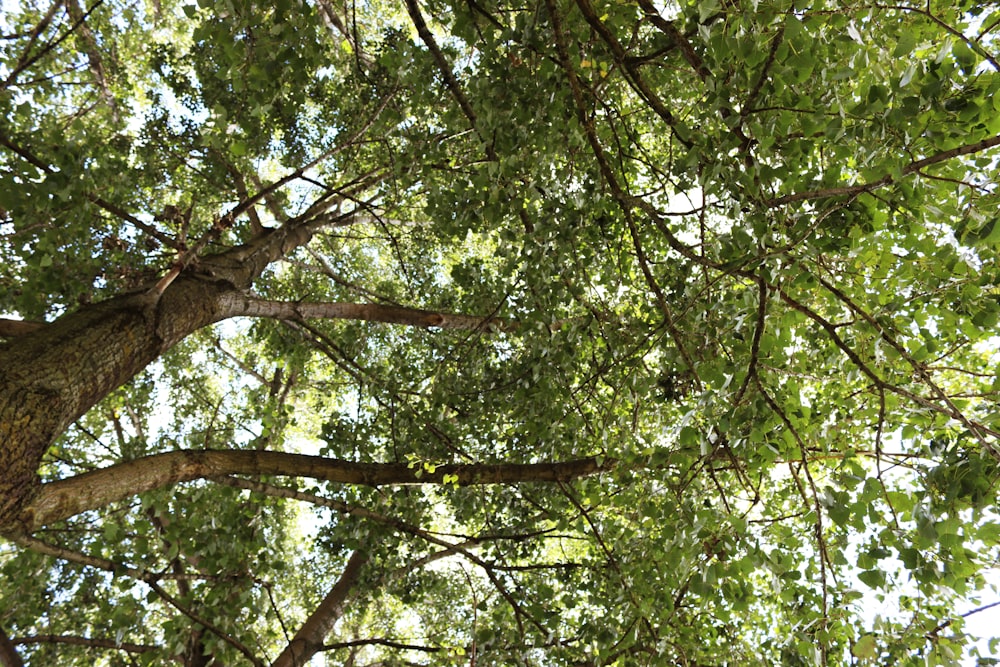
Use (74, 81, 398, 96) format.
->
(271, 549, 368, 667)
(0, 318, 45, 338)
(0, 626, 22, 667)
(217, 294, 508, 331)
(13, 450, 613, 532)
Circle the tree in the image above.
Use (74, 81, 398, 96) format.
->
(1, 0, 999, 664)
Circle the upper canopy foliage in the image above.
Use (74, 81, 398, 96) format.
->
(1, 0, 1000, 664)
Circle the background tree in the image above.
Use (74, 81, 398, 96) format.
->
(1, 0, 999, 665)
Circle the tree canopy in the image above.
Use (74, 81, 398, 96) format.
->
(1, 0, 1000, 664)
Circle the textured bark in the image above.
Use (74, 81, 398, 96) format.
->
(270, 549, 368, 667)
(0, 626, 22, 667)
(0, 318, 44, 338)
(19, 450, 612, 531)
(0, 222, 321, 534)
(0, 283, 222, 532)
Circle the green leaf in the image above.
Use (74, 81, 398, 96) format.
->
(852, 634, 878, 659)
(893, 32, 917, 58)
(858, 570, 886, 588)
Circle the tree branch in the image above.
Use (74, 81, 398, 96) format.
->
(0, 625, 23, 667)
(271, 549, 369, 667)
(9, 532, 223, 583)
(145, 578, 264, 667)
(11, 634, 156, 654)
(0, 318, 45, 338)
(768, 133, 1000, 206)
(217, 294, 509, 332)
(64, 0, 120, 123)
(14, 451, 614, 532)
(403, 0, 479, 133)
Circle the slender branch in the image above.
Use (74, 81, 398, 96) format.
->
(574, 0, 682, 129)
(64, 0, 120, 122)
(0, 129, 180, 248)
(9, 533, 221, 582)
(320, 638, 441, 653)
(756, 379, 830, 666)
(774, 281, 1000, 445)
(151, 96, 396, 297)
(733, 276, 767, 405)
(634, 0, 710, 79)
(546, 0, 701, 383)
(1, 0, 102, 90)
(145, 579, 264, 667)
(768, 134, 1000, 206)
(403, 0, 479, 134)
(807, 267, 995, 446)
(876, 3, 1000, 72)
(11, 634, 157, 654)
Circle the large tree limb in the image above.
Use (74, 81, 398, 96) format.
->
(0, 318, 45, 338)
(0, 625, 22, 667)
(271, 549, 369, 667)
(217, 294, 508, 331)
(11, 451, 613, 532)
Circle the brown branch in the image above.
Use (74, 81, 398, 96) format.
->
(756, 378, 831, 663)
(0, 625, 23, 667)
(773, 283, 1000, 444)
(11, 634, 156, 654)
(271, 549, 368, 667)
(1, 0, 98, 90)
(546, 0, 702, 383)
(15, 450, 614, 531)
(315, 0, 373, 69)
(574, 0, 682, 129)
(403, 0, 479, 135)
(741, 21, 785, 119)
(220, 476, 547, 637)
(145, 579, 264, 667)
(0, 129, 180, 249)
(768, 134, 1000, 206)
(876, 3, 1000, 72)
(320, 638, 441, 653)
(807, 268, 996, 446)
(64, 0, 120, 123)
(0, 318, 45, 338)
(151, 97, 395, 297)
(217, 294, 509, 332)
(733, 276, 767, 405)
(634, 0, 711, 80)
(9, 533, 221, 583)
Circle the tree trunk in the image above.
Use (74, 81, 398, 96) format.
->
(0, 222, 319, 534)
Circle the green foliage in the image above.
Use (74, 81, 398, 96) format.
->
(2, 0, 1000, 665)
